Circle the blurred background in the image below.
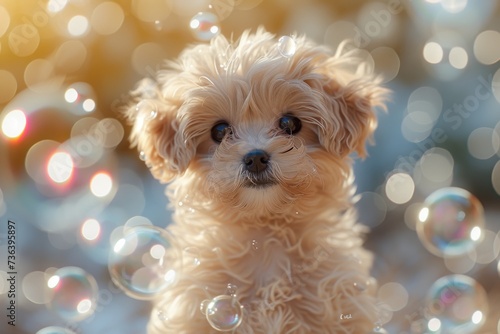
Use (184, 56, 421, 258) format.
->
(0, 0, 499, 333)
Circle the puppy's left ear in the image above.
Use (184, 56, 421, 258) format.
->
(315, 57, 388, 158)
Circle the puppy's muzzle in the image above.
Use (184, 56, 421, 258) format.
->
(242, 149, 276, 188)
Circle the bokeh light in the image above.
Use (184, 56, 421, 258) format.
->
(377, 282, 409, 312)
(467, 127, 500, 160)
(416, 187, 484, 257)
(385, 172, 415, 204)
(67, 15, 89, 37)
(0, 5, 10, 38)
(91, 2, 125, 36)
(47, 267, 98, 322)
(1, 109, 27, 139)
(423, 42, 443, 64)
(81, 218, 101, 242)
(47, 151, 74, 184)
(473, 30, 500, 65)
(108, 225, 180, 300)
(90, 172, 113, 197)
(0, 69, 17, 103)
(448, 46, 468, 69)
(47, 0, 68, 13)
(22, 271, 53, 305)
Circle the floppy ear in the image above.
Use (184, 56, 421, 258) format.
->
(123, 78, 193, 183)
(313, 51, 388, 158)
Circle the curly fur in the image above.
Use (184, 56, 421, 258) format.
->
(124, 27, 388, 334)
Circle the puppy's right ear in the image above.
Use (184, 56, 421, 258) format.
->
(123, 78, 187, 183)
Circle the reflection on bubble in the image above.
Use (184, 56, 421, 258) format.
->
(0, 69, 17, 104)
(377, 282, 409, 312)
(64, 82, 97, 114)
(36, 326, 77, 334)
(425, 275, 488, 333)
(385, 172, 415, 204)
(467, 127, 500, 160)
(91, 2, 125, 35)
(68, 15, 89, 37)
(108, 225, 179, 300)
(90, 172, 113, 197)
(473, 30, 500, 65)
(190, 12, 220, 41)
(2, 109, 27, 139)
(416, 187, 484, 257)
(277, 36, 296, 58)
(206, 295, 243, 331)
(47, 267, 98, 322)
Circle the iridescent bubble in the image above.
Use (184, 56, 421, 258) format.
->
(425, 275, 488, 333)
(416, 187, 484, 257)
(189, 12, 220, 41)
(47, 267, 98, 322)
(206, 295, 243, 331)
(108, 225, 180, 300)
(277, 35, 296, 58)
(36, 326, 77, 334)
(200, 299, 210, 315)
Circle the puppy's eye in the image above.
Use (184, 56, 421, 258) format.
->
(211, 122, 232, 143)
(278, 115, 302, 135)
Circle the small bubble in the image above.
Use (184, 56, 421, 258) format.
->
(251, 239, 259, 250)
(189, 12, 220, 41)
(47, 267, 98, 322)
(206, 295, 243, 331)
(277, 36, 296, 58)
(226, 283, 238, 296)
(108, 226, 179, 300)
(368, 326, 389, 334)
(416, 187, 484, 257)
(139, 151, 146, 161)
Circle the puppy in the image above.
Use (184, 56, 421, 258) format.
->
(124, 28, 388, 334)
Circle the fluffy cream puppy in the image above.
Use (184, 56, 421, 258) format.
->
(124, 28, 388, 334)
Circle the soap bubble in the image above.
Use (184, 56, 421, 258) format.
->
(47, 267, 98, 322)
(277, 35, 296, 58)
(189, 12, 220, 41)
(206, 295, 243, 331)
(108, 225, 180, 300)
(36, 326, 77, 334)
(416, 187, 484, 257)
(425, 275, 488, 333)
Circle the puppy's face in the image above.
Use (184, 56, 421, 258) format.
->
(125, 30, 386, 211)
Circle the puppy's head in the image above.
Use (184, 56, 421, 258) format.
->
(124, 29, 387, 212)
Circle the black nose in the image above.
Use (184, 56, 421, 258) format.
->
(243, 150, 270, 174)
